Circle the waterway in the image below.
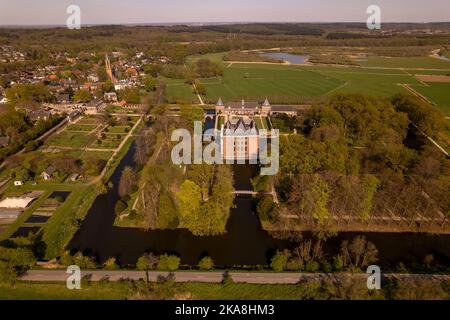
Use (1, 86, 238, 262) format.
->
(259, 52, 309, 64)
(69, 143, 450, 268)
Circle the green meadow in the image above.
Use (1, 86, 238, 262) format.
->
(357, 56, 450, 69)
(163, 78, 197, 103)
(411, 82, 450, 115)
(200, 63, 345, 103)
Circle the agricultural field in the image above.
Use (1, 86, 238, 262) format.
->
(356, 56, 450, 69)
(191, 53, 448, 111)
(411, 82, 450, 115)
(310, 66, 423, 97)
(200, 63, 345, 103)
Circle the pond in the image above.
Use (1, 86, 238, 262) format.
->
(68, 143, 450, 268)
(259, 52, 309, 65)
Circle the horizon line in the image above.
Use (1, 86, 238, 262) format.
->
(1, 21, 450, 29)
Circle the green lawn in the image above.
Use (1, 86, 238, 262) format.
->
(0, 280, 343, 300)
(201, 63, 345, 103)
(0, 282, 128, 300)
(358, 57, 450, 69)
(106, 126, 131, 134)
(46, 131, 94, 148)
(163, 78, 197, 104)
(411, 82, 450, 115)
(66, 124, 97, 132)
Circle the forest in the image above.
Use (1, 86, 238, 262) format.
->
(257, 93, 450, 236)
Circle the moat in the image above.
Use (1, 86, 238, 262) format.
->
(68, 143, 450, 267)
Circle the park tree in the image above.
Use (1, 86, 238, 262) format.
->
(340, 236, 378, 269)
(5, 83, 53, 106)
(195, 59, 223, 78)
(157, 254, 180, 271)
(176, 179, 203, 233)
(157, 193, 179, 229)
(73, 89, 93, 103)
(270, 250, 290, 271)
(136, 253, 160, 271)
(119, 87, 141, 104)
(198, 256, 214, 270)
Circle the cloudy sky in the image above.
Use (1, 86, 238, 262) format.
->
(0, 0, 449, 25)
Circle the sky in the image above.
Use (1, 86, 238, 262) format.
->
(0, 0, 449, 25)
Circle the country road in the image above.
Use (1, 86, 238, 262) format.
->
(21, 270, 450, 284)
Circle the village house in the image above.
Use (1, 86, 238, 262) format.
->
(85, 100, 105, 114)
(56, 93, 71, 104)
(41, 166, 55, 180)
(104, 92, 118, 102)
(26, 109, 52, 122)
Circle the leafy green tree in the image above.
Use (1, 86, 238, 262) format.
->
(73, 252, 96, 269)
(0, 247, 35, 284)
(157, 254, 180, 271)
(73, 89, 93, 103)
(12, 167, 31, 182)
(157, 193, 179, 229)
(270, 250, 290, 272)
(256, 196, 278, 222)
(104, 257, 119, 270)
(144, 75, 157, 92)
(5, 83, 53, 106)
(176, 179, 202, 230)
(136, 253, 159, 271)
(198, 256, 214, 270)
(119, 88, 140, 104)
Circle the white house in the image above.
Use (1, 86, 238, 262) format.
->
(41, 166, 55, 180)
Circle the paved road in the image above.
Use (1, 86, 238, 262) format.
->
(21, 270, 450, 284)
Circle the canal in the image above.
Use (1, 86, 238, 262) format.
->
(69, 143, 450, 268)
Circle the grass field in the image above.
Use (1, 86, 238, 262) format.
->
(310, 66, 422, 97)
(0, 280, 355, 300)
(46, 131, 94, 148)
(411, 83, 450, 115)
(200, 63, 345, 103)
(163, 78, 197, 103)
(66, 124, 97, 132)
(357, 57, 450, 69)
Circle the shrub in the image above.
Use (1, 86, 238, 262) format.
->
(136, 253, 159, 271)
(270, 250, 290, 272)
(157, 254, 180, 271)
(104, 257, 119, 270)
(198, 256, 214, 270)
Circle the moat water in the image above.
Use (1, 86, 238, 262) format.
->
(68, 143, 450, 268)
